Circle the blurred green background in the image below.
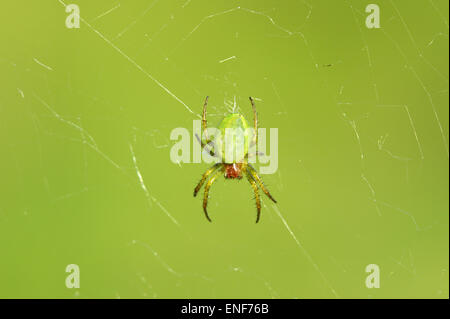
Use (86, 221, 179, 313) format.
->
(0, 0, 448, 298)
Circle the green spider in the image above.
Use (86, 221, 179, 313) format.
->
(194, 96, 277, 223)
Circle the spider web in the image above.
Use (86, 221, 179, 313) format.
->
(0, 0, 448, 298)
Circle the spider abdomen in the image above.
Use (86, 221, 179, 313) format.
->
(217, 113, 251, 164)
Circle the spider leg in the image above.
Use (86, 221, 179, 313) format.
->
(203, 167, 224, 222)
(195, 133, 218, 158)
(245, 169, 261, 223)
(247, 151, 265, 159)
(249, 97, 258, 149)
(247, 164, 277, 203)
(194, 163, 222, 196)
(202, 96, 213, 145)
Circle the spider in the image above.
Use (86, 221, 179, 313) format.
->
(193, 96, 277, 223)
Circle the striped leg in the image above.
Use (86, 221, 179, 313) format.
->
(249, 97, 258, 148)
(202, 96, 213, 145)
(194, 163, 222, 196)
(245, 170, 261, 223)
(247, 164, 277, 203)
(202, 167, 224, 222)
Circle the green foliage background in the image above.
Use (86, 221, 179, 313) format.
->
(0, 0, 448, 298)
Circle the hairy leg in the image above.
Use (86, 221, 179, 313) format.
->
(203, 167, 224, 222)
(195, 133, 217, 158)
(245, 169, 261, 223)
(247, 164, 277, 203)
(249, 97, 258, 148)
(194, 163, 222, 196)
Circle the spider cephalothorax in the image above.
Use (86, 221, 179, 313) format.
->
(224, 163, 243, 179)
(193, 97, 277, 223)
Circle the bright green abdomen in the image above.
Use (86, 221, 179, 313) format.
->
(217, 114, 250, 163)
